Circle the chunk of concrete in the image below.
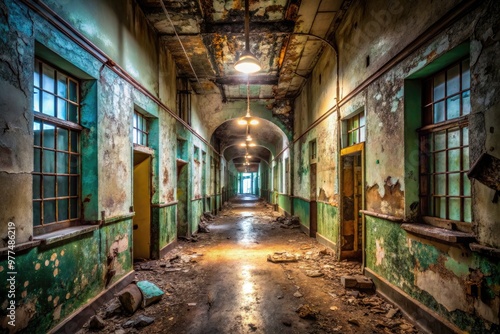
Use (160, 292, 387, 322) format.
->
(267, 252, 299, 263)
(341, 276, 358, 288)
(117, 284, 142, 314)
(88, 315, 106, 330)
(103, 298, 122, 319)
(123, 315, 155, 329)
(137, 280, 164, 307)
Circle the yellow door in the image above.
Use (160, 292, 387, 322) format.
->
(133, 155, 151, 259)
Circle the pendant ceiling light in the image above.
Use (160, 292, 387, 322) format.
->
(238, 79, 259, 126)
(234, 0, 261, 74)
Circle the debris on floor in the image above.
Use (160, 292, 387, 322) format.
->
(77, 196, 422, 334)
(275, 215, 301, 229)
(296, 304, 319, 320)
(267, 251, 299, 263)
(137, 281, 164, 307)
(341, 275, 374, 290)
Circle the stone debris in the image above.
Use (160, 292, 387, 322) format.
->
(341, 275, 373, 290)
(117, 284, 142, 314)
(386, 307, 399, 319)
(103, 298, 122, 319)
(88, 315, 106, 330)
(137, 280, 164, 307)
(305, 270, 324, 277)
(296, 304, 318, 320)
(267, 252, 299, 263)
(348, 318, 360, 326)
(122, 315, 155, 329)
(275, 215, 301, 229)
(293, 291, 303, 298)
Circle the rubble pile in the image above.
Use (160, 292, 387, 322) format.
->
(84, 280, 164, 331)
(274, 215, 301, 229)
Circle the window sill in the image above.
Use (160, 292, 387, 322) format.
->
(0, 240, 41, 258)
(34, 225, 99, 245)
(401, 223, 476, 244)
(469, 243, 500, 258)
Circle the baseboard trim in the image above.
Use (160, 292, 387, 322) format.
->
(364, 267, 465, 334)
(49, 270, 136, 334)
(159, 240, 177, 258)
(300, 224, 310, 236)
(316, 232, 337, 255)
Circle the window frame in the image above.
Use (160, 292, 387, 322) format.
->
(33, 58, 82, 234)
(418, 58, 471, 225)
(133, 111, 149, 146)
(346, 112, 366, 147)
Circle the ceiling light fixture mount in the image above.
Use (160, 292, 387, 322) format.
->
(234, 0, 261, 74)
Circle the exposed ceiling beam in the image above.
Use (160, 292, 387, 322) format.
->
(201, 21, 295, 34)
(215, 76, 278, 86)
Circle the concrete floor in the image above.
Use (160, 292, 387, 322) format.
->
(80, 195, 421, 334)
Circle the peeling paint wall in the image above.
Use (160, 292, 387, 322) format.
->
(0, 0, 218, 332)
(334, 0, 500, 331)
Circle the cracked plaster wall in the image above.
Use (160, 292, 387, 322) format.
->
(337, 0, 500, 331)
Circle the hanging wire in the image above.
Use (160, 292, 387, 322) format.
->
(159, 0, 204, 93)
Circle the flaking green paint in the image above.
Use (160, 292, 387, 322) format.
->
(293, 197, 310, 229)
(277, 193, 291, 215)
(317, 202, 339, 246)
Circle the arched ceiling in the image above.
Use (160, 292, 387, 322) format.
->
(136, 0, 353, 170)
(213, 117, 286, 172)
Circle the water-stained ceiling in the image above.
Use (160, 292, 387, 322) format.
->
(137, 0, 350, 170)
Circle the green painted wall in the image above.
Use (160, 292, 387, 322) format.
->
(317, 202, 339, 247)
(277, 193, 291, 215)
(293, 197, 310, 229)
(0, 219, 132, 333)
(366, 217, 500, 333)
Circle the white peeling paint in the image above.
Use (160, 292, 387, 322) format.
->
(415, 269, 470, 313)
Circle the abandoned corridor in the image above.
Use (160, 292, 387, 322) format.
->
(78, 195, 420, 334)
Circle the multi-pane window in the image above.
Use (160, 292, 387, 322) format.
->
(347, 113, 365, 146)
(33, 59, 81, 230)
(133, 111, 148, 146)
(419, 58, 471, 223)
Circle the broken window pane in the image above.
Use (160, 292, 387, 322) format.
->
(70, 198, 78, 219)
(433, 72, 445, 101)
(69, 103, 78, 123)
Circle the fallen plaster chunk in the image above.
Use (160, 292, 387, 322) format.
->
(137, 280, 164, 307)
(267, 252, 299, 263)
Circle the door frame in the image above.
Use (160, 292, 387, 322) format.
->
(132, 147, 153, 260)
(309, 162, 317, 237)
(340, 142, 365, 263)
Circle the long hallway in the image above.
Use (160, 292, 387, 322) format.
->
(79, 196, 420, 334)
